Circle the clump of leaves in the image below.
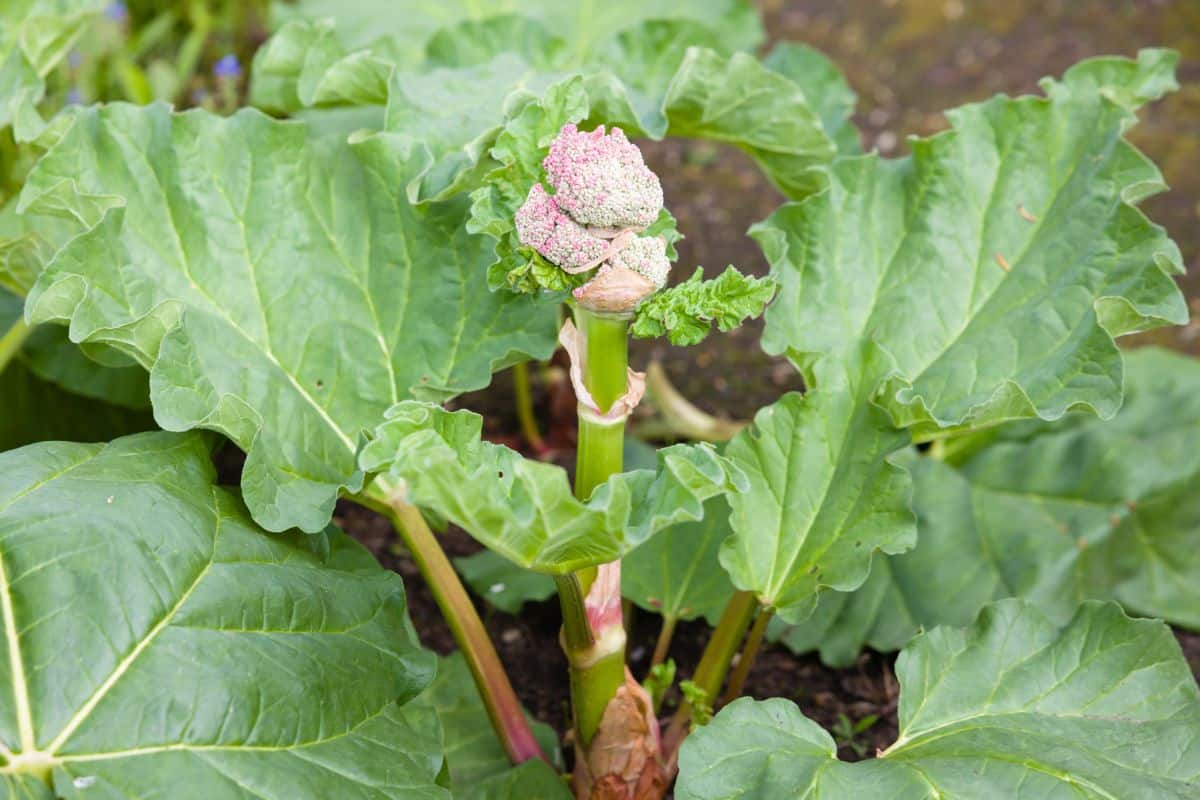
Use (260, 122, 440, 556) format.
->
(0, 2, 1194, 799)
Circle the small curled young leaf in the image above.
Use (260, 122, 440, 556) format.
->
(643, 660, 677, 710)
(631, 266, 777, 346)
(679, 681, 713, 726)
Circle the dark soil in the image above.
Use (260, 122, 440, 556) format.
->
(337, 497, 902, 763)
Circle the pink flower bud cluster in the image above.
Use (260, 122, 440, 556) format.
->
(610, 236, 670, 289)
(542, 124, 662, 229)
(514, 124, 671, 311)
(514, 184, 607, 271)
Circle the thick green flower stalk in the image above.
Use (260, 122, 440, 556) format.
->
(517, 123, 672, 797)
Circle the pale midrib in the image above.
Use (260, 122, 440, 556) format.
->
(0, 451, 102, 757)
(48, 702, 395, 765)
(43, 518, 219, 754)
(0, 542, 35, 755)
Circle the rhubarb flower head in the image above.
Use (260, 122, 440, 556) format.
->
(515, 123, 672, 313)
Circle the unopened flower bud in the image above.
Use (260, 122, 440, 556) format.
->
(610, 236, 670, 289)
(515, 184, 608, 271)
(542, 124, 663, 230)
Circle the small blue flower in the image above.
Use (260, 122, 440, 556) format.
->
(104, 1, 128, 23)
(213, 54, 242, 80)
(68, 50, 83, 70)
(66, 87, 83, 106)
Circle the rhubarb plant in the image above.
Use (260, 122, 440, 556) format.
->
(0, 1, 1195, 797)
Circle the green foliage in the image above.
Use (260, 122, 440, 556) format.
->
(831, 713, 878, 758)
(775, 346, 1200, 666)
(643, 660, 676, 710)
(0, 1, 103, 134)
(0, 9, 1193, 795)
(719, 49, 1186, 627)
(19, 103, 558, 533)
(630, 267, 776, 346)
(1, 288, 152, 448)
(755, 49, 1185, 438)
(417, 653, 565, 797)
(272, 0, 763, 71)
(721, 350, 916, 622)
(359, 401, 745, 573)
(762, 42, 860, 155)
(678, 601, 1200, 799)
(679, 681, 713, 727)
(0, 357, 153, 450)
(622, 496, 736, 626)
(453, 550, 555, 614)
(0, 431, 442, 798)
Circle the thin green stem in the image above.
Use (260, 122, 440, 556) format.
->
(566, 642, 627, 749)
(641, 361, 746, 443)
(650, 615, 677, 669)
(574, 410, 625, 500)
(720, 606, 774, 705)
(575, 306, 629, 414)
(559, 305, 631, 748)
(358, 480, 547, 766)
(553, 573, 594, 653)
(663, 591, 758, 759)
(0, 316, 32, 375)
(511, 360, 545, 452)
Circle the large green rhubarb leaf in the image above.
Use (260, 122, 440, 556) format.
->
(19, 103, 558, 532)
(270, 0, 762, 70)
(678, 600, 1200, 800)
(778, 346, 1200, 666)
(622, 497, 736, 627)
(762, 42, 860, 155)
(251, 13, 837, 203)
(359, 401, 745, 573)
(719, 350, 916, 622)
(755, 49, 1186, 436)
(0, 1, 102, 132)
(0, 431, 443, 799)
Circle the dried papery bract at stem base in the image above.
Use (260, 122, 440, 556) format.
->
(573, 670, 669, 800)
